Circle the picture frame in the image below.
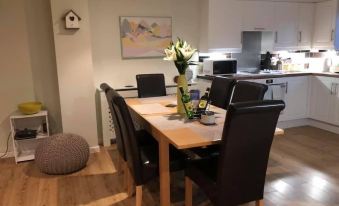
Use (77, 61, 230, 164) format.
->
(119, 16, 172, 59)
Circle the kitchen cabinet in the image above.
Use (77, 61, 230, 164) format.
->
(241, 1, 275, 31)
(281, 76, 309, 121)
(199, 0, 242, 52)
(309, 76, 336, 123)
(297, 3, 315, 49)
(313, 0, 337, 49)
(332, 80, 339, 125)
(274, 3, 299, 50)
(249, 77, 309, 121)
(196, 78, 212, 97)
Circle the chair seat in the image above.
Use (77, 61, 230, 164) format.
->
(185, 157, 219, 204)
(136, 130, 158, 146)
(190, 145, 220, 158)
(136, 130, 188, 184)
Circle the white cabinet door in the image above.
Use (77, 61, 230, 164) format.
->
(330, 79, 339, 125)
(196, 78, 212, 97)
(313, 0, 337, 49)
(241, 1, 275, 31)
(207, 0, 242, 52)
(249, 77, 309, 121)
(309, 76, 334, 123)
(280, 76, 309, 121)
(297, 4, 314, 49)
(274, 3, 299, 50)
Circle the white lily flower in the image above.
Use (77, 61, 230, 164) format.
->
(164, 47, 177, 61)
(179, 47, 197, 61)
(183, 41, 188, 49)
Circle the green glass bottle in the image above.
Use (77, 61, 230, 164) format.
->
(179, 86, 194, 119)
(197, 87, 210, 113)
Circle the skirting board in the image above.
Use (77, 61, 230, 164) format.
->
(278, 118, 339, 135)
(0, 151, 14, 158)
(0, 146, 101, 159)
(90, 146, 100, 153)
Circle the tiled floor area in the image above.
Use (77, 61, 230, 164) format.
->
(1, 126, 339, 206)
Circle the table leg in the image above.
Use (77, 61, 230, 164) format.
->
(159, 138, 170, 206)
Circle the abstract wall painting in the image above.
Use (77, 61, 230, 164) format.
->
(119, 16, 172, 59)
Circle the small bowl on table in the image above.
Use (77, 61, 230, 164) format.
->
(18, 102, 42, 115)
(200, 111, 216, 125)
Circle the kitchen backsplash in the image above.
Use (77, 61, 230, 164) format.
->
(199, 50, 339, 73)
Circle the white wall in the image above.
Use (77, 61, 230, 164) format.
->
(0, 0, 62, 156)
(24, 0, 62, 134)
(0, 0, 35, 155)
(50, 0, 98, 147)
(89, 0, 201, 89)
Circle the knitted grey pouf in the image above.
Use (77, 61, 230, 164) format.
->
(35, 133, 90, 175)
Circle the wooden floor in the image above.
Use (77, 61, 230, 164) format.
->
(1, 126, 339, 206)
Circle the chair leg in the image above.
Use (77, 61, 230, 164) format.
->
(126, 166, 134, 197)
(116, 154, 122, 174)
(255, 199, 264, 206)
(123, 162, 128, 190)
(136, 185, 142, 206)
(185, 177, 193, 206)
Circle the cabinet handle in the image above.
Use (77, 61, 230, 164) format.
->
(275, 31, 278, 43)
(331, 83, 335, 95)
(336, 83, 339, 95)
(285, 82, 288, 94)
(331, 29, 335, 41)
(299, 31, 302, 43)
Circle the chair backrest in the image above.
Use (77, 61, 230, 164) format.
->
(231, 81, 268, 103)
(100, 83, 126, 161)
(112, 93, 144, 185)
(216, 100, 285, 206)
(209, 77, 236, 109)
(136, 73, 167, 98)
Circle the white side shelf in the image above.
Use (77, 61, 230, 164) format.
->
(10, 111, 50, 163)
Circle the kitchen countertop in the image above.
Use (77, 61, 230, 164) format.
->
(98, 82, 197, 92)
(197, 71, 339, 81)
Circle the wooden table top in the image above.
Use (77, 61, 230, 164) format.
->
(126, 95, 284, 149)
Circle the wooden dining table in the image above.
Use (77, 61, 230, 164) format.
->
(125, 95, 284, 206)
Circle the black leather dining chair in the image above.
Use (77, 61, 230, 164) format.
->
(209, 77, 236, 109)
(231, 81, 268, 103)
(101, 83, 158, 190)
(100, 83, 126, 173)
(136, 73, 167, 98)
(185, 100, 285, 206)
(190, 80, 268, 159)
(112, 92, 188, 206)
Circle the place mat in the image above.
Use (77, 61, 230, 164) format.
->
(130, 103, 172, 115)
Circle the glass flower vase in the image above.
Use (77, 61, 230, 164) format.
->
(177, 74, 189, 114)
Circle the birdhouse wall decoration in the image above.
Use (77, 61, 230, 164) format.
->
(64, 10, 81, 29)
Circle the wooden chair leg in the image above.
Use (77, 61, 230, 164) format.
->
(123, 162, 128, 190)
(136, 185, 142, 206)
(116, 154, 122, 174)
(126, 166, 134, 197)
(255, 199, 264, 206)
(185, 177, 193, 206)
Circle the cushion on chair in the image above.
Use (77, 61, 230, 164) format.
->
(35, 133, 90, 175)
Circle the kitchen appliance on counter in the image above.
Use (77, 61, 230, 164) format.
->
(202, 59, 237, 76)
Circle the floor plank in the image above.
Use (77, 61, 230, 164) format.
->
(1, 126, 339, 205)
